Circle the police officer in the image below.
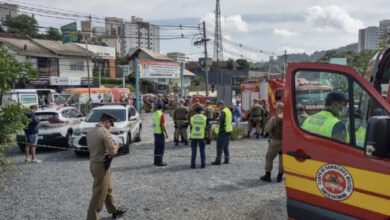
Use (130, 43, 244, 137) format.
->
(188, 98, 201, 119)
(172, 99, 189, 146)
(302, 91, 349, 142)
(247, 99, 264, 139)
(260, 103, 284, 183)
(153, 103, 169, 166)
(204, 100, 214, 144)
(168, 96, 177, 116)
(143, 96, 152, 113)
(190, 106, 207, 169)
(211, 101, 233, 165)
(86, 112, 127, 220)
(259, 99, 270, 137)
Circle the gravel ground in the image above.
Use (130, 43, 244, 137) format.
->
(0, 113, 287, 220)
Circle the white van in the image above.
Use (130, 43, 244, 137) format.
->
(2, 89, 65, 107)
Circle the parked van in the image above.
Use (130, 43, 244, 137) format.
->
(2, 89, 63, 107)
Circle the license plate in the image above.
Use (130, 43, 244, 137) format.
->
(38, 136, 43, 140)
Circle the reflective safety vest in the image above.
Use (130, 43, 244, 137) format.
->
(152, 110, 164, 134)
(190, 114, 207, 139)
(215, 107, 233, 134)
(355, 126, 366, 148)
(302, 110, 348, 142)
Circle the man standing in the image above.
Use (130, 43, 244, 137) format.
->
(24, 105, 41, 163)
(260, 103, 284, 182)
(203, 100, 214, 144)
(259, 99, 270, 137)
(247, 99, 264, 139)
(233, 100, 242, 128)
(190, 106, 207, 169)
(211, 101, 233, 165)
(302, 91, 349, 142)
(172, 99, 189, 146)
(168, 96, 177, 116)
(152, 103, 169, 166)
(86, 112, 127, 220)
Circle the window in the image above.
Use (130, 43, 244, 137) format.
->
(294, 70, 350, 144)
(70, 61, 84, 71)
(129, 107, 136, 117)
(352, 81, 388, 148)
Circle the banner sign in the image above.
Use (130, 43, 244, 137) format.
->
(50, 76, 81, 86)
(138, 60, 180, 79)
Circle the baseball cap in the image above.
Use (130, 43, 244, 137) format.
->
(100, 112, 117, 126)
(325, 91, 348, 105)
(195, 106, 204, 112)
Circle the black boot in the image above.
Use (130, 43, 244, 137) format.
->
(260, 131, 264, 137)
(247, 132, 250, 138)
(277, 172, 284, 183)
(256, 133, 259, 139)
(175, 140, 179, 146)
(184, 140, 188, 146)
(260, 172, 271, 182)
(263, 133, 269, 138)
(206, 138, 211, 145)
(223, 158, 229, 164)
(211, 160, 221, 165)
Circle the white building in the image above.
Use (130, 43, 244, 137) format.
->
(0, 3, 18, 22)
(121, 16, 160, 56)
(358, 26, 379, 52)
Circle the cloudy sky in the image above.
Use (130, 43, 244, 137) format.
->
(14, 0, 390, 61)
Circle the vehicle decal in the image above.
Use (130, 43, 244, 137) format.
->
(316, 164, 353, 201)
(283, 154, 390, 216)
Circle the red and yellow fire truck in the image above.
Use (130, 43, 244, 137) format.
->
(283, 62, 390, 219)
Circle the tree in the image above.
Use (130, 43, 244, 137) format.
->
(227, 58, 234, 70)
(44, 27, 62, 41)
(0, 44, 37, 170)
(236, 59, 250, 70)
(4, 14, 39, 37)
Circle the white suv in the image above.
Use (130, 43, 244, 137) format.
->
(17, 106, 84, 152)
(72, 105, 142, 155)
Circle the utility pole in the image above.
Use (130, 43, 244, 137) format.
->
(203, 21, 209, 96)
(284, 50, 287, 76)
(194, 21, 210, 96)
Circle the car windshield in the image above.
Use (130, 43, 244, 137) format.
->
(35, 112, 58, 121)
(85, 109, 126, 122)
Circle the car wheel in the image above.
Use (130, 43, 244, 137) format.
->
(66, 131, 73, 148)
(18, 143, 26, 153)
(135, 126, 142, 142)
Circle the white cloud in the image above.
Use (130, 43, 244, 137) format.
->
(305, 5, 364, 34)
(273, 28, 299, 37)
(201, 13, 249, 32)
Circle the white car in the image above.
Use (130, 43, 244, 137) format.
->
(72, 105, 142, 155)
(17, 106, 84, 152)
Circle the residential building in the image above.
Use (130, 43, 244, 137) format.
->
(358, 26, 379, 52)
(167, 52, 185, 63)
(121, 16, 160, 56)
(105, 17, 123, 37)
(379, 20, 390, 48)
(0, 3, 18, 22)
(81, 20, 93, 38)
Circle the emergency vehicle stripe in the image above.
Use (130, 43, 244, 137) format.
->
(283, 154, 390, 216)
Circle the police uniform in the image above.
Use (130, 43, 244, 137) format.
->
(168, 98, 176, 115)
(152, 108, 166, 165)
(212, 106, 232, 165)
(86, 113, 120, 220)
(172, 104, 189, 145)
(188, 103, 200, 120)
(248, 101, 264, 138)
(190, 111, 207, 168)
(260, 102, 270, 136)
(263, 115, 283, 180)
(143, 97, 152, 113)
(204, 104, 214, 144)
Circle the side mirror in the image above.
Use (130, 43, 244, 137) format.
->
(365, 116, 390, 158)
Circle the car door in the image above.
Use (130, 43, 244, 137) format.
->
(128, 107, 139, 136)
(283, 63, 390, 219)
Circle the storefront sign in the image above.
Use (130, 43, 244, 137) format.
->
(50, 76, 81, 86)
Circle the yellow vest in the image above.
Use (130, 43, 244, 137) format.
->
(152, 110, 164, 134)
(190, 114, 207, 139)
(355, 126, 366, 148)
(302, 110, 348, 142)
(215, 107, 232, 134)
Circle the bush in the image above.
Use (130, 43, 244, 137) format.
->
(0, 103, 30, 171)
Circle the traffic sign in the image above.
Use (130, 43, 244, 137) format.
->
(61, 22, 78, 44)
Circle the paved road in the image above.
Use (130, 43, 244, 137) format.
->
(0, 112, 287, 220)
